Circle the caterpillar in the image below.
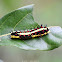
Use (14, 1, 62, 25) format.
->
(11, 25, 50, 40)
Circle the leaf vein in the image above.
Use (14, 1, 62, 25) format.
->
(13, 12, 31, 30)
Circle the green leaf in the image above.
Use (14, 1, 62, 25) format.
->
(0, 4, 62, 50)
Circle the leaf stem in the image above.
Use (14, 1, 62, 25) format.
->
(0, 26, 60, 37)
(48, 26, 60, 29)
(0, 33, 11, 37)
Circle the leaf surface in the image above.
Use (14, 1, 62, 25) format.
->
(0, 5, 62, 50)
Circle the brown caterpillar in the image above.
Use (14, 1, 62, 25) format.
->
(11, 25, 50, 40)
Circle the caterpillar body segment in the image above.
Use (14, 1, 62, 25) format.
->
(11, 25, 50, 40)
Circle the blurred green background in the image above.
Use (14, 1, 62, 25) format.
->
(0, 0, 62, 62)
